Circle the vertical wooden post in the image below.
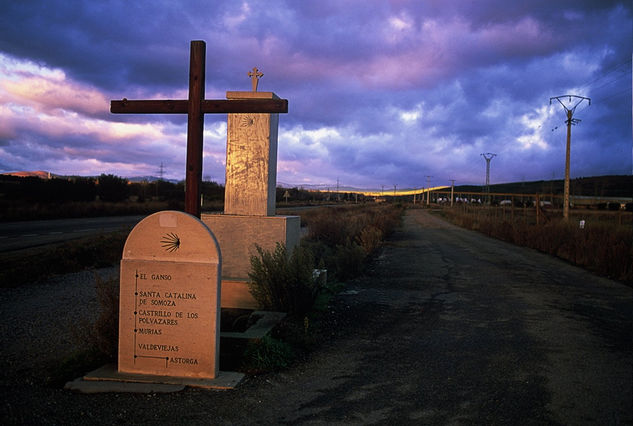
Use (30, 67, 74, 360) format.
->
(536, 193, 540, 225)
(185, 40, 206, 217)
(563, 110, 572, 221)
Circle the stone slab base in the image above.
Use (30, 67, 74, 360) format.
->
(65, 377, 185, 394)
(201, 214, 300, 280)
(220, 311, 286, 340)
(65, 364, 244, 392)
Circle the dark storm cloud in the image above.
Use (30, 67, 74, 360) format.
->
(0, 0, 630, 186)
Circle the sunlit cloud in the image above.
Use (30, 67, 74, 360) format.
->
(222, 2, 251, 29)
(516, 106, 553, 151)
(0, 53, 194, 179)
(400, 109, 420, 123)
(0, 53, 108, 115)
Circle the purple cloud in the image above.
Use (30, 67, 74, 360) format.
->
(0, 0, 630, 187)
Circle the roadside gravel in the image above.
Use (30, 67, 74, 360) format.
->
(1, 267, 118, 384)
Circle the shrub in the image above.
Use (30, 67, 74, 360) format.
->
(248, 243, 319, 316)
(305, 208, 353, 246)
(333, 240, 366, 281)
(358, 225, 383, 254)
(299, 239, 333, 272)
(296, 204, 403, 282)
(90, 274, 120, 360)
(241, 335, 295, 373)
(304, 204, 403, 248)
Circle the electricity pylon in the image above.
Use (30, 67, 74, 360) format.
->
(481, 153, 496, 203)
(549, 95, 591, 220)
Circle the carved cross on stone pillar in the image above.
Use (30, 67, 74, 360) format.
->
(110, 41, 287, 218)
(248, 67, 263, 92)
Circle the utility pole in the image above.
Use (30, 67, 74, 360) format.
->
(449, 179, 455, 207)
(425, 175, 433, 206)
(481, 153, 496, 204)
(549, 95, 591, 220)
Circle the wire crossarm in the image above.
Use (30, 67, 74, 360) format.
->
(550, 95, 591, 115)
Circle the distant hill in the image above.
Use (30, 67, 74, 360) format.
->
(1, 171, 181, 184)
(126, 176, 181, 184)
(2, 171, 630, 197)
(2, 171, 60, 179)
(455, 175, 632, 198)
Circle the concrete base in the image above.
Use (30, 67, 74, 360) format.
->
(220, 310, 286, 340)
(202, 214, 300, 280)
(65, 364, 244, 393)
(221, 279, 258, 309)
(221, 271, 327, 309)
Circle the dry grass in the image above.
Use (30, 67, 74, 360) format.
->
(439, 207, 633, 284)
(295, 204, 404, 280)
(248, 243, 319, 316)
(302, 204, 403, 251)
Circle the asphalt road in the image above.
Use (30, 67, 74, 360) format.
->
(0, 215, 145, 251)
(2, 209, 631, 424)
(0, 207, 322, 252)
(304, 208, 632, 425)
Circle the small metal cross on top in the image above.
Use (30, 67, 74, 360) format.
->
(110, 41, 288, 218)
(248, 67, 263, 92)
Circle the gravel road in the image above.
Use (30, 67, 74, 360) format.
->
(1, 209, 631, 425)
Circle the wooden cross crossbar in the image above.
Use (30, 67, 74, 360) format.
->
(110, 40, 288, 218)
(110, 98, 288, 114)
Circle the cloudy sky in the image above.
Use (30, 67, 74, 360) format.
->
(0, 1, 630, 189)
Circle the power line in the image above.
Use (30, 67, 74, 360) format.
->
(576, 59, 630, 93)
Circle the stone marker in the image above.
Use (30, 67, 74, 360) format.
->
(118, 210, 221, 379)
(224, 91, 280, 217)
(202, 83, 300, 309)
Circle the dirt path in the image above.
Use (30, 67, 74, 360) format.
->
(2, 209, 631, 425)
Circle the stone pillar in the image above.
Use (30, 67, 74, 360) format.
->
(202, 90, 300, 310)
(224, 91, 279, 216)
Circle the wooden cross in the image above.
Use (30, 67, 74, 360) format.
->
(110, 40, 288, 217)
(248, 67, 263, 92)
